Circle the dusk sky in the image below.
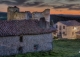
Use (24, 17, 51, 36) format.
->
(0, 0, 80, 15)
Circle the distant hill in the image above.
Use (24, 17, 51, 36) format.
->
(50, 14, 80, 23)
(0, 12, 80, 23)
(0, 12, 7, 20)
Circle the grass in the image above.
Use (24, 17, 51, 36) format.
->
(2, 39, 80, 57)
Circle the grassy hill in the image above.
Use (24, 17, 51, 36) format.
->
(2, 39, 80, 57)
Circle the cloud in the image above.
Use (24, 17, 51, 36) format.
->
(0, 0, 80, 11)
(67, 0, 79, 2)
(14, 0, 27, 5)
(53, 4, 80, 10)
(0, 0, 29, 6)
(0, 0, 44, 7)
(23, 1, 44, 7)
(0, 0, 16, 5)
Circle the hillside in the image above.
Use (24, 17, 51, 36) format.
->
(50, 14, 80, 23)
(0, 12, 7, 20)
(0, 12, 80, 23)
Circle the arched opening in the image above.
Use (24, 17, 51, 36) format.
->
(39, 17, 46, 28)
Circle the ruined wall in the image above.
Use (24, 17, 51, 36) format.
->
(0, 33, 53, 56)
(32, 9, 50, 22)
(13, 12, 27, 20)
(32, 9, 50, 28)
(32, 12, 43, 20)
(7, 6, 29, 20)
(7, 6, 19, 20)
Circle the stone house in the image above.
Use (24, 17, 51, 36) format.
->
(53, 20, 80, 39)
(0, 20, 56, 56)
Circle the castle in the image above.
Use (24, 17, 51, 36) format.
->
(7, 6, 50, 28)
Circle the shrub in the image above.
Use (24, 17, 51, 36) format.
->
(53, 36, 58, 39)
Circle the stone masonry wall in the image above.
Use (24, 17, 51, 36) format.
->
(0, 33, 53, 56)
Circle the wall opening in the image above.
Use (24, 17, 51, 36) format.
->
(39, 17, 46, 28)
(18, 47, 23, 53)
(34, 44, 39, 50)
(20, 36, 23, 42)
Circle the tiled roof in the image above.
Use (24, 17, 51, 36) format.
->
(60, 20, 80, 26)
(0, 20, 56, 37)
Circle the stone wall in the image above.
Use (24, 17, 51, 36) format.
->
(0, 33, 53, 56)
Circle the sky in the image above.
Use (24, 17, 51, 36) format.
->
(0, 0, 80, 15)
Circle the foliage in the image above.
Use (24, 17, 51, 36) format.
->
(53, 36, 58, 39)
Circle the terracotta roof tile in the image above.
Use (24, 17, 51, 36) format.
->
(0, 20, 56, 37)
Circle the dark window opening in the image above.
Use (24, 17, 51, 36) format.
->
(18, 47, 23, 53)
(72, 32, 74, 35)
(63, 32, 67, 36)
(63, 26, 65, 29)
(39, 17, 46, 28)
(59, 26, 61, 30)
(20, 36, 23, 42)
(34, 44, 39, 50)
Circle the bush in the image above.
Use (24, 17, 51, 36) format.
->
(53, 36, 58, 39)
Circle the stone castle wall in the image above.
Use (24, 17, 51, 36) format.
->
(32, 9, 50, 22)
(7, 6, 50, 23)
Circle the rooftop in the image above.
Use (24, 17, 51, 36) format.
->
(0, 20, 56, 37)
(59, 20, 80, 26)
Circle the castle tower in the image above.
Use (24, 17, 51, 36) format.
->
(43, 9, 50, 28)
(7, 6, 19, 20)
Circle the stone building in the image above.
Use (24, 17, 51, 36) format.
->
(53, 20, 80, 39)
(0, 20, 56, 56)
(7, 6, 50, 28)
(32, 9, 50, 28)
(7, 6, 31, 20)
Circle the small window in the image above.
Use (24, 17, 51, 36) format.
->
(72, 32, 74, 35)
(20, 36, 23, 42)
(63, 32, 65, 34)
(63, 26, 65, 29)
(59, 26, 61, 30)
(63, 32, 67, 36)
(18, 47, 23, 53)
(34, 44, 39, 50)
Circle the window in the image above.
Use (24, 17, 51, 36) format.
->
(18, 47, 23, 53)
(72, 32, 74, 35)
(59, 32, 62, 35)
(20, 36, 23, 42)
(63, 32, 65, 34)
(34, 44, 39, 50)
(63, 26, 65, 29)
(63, 32, 67, 36)
(59, 26, 61, 30)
